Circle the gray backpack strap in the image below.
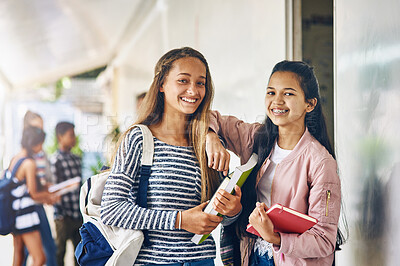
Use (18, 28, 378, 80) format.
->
(135, 124, 153, 208)
(135, 124, 154, 167)
(135, 124, 153, 246)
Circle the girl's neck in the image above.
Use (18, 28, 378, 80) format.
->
(59, 145, 71, 153)
(150, 113, 190, 146)
(18, 149, 29, 158)
(277, 125, 306, 150)
(11, 149, 29, 167)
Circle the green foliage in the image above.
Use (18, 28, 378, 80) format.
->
(45, 131, 58, 155)
(107, 125, 121, 144)
(54, 79, 64, 100)
(90, 154, 105, 175)
(358, 136, 388, 175)
(72, 135, 83, 157)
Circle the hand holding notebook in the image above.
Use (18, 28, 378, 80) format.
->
(247, 203, 318, 237)
(191, 153, 258, 244)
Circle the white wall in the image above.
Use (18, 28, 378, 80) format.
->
(110, 0, 286, 129)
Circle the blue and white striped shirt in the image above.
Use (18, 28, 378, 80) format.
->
(100, 127, 216, 265)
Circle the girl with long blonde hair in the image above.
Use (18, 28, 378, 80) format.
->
(101, 47, 242, 265)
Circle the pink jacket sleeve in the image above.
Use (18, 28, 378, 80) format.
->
(209, 110, 261, 163)
(274, 158, 340, 259)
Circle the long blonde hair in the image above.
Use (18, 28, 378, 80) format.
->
(114, 47, 219, 202)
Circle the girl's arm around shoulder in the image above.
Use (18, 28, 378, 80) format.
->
(206, 131, 230, 175)
(209, 110, 261, 159)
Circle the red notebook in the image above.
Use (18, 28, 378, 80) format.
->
(246, 203, 318, 236)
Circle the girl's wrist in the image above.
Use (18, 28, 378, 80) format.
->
(271, 232, 281, 246)
(175, 211, 183, 230)
(261, 230, 281, 245)
(226, 205, 242, 218)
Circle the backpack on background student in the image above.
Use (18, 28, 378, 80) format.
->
(0, 158, 27, 236)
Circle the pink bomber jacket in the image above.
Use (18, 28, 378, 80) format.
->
(210, 111, 341, 266)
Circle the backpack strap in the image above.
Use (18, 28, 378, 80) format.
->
(10, 157, 27, 178)
(9, 157, 28, 213)
(134, 125, 154, 246)
(136, 125, 154, 208)
(136, 125, 154, 167)
(84, 177, 92, 208)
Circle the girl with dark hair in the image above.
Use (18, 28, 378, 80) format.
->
(23, 111, 43, 130)
(9, 126, 59, 266)
(100, 47, 241, 265)
(206, 60, 344, 265)
(22, 111, 57, 266)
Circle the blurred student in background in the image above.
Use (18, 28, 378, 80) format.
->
(50, 122, 82, 266)
(10, 126, 59, 266)
(23, 111, 52, 186)
(22, 111, 58, 266)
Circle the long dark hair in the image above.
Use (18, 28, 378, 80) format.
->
(21, 126, 46, 157)
(236, 60, 345, 250)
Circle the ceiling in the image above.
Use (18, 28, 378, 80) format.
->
(0, 0, 287, 122)
(0, 0, 158, 90)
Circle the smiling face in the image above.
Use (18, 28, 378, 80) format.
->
(266, 71, 316, 132)
(160, 57, 206, 116)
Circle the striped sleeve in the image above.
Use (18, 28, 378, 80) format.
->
(100, 127, 178, 230)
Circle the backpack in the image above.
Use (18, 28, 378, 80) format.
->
(75, 125, 154, 266)
(0, 157, 27, 235)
